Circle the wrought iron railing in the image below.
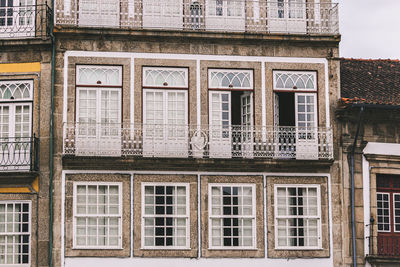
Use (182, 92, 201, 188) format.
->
(55, 1, 339, 35)
(0, 136, 39, 171)
(0, 4, 52, 39)
(63, 123, 333, 160)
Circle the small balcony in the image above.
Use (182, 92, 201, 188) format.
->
(63, 123, 333, 160)
(0, 4, 52, 39)
(55, 1, 339, 35)
(366, 221, 400, 264)
(0, 136, 39, 172)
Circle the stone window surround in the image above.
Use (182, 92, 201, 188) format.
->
(64, 173, 131, 257)
(201, 175, 265, 258)
(133, 174, 198, 258)
(267, 176, 330, 258)
(0, 194, 37, 267)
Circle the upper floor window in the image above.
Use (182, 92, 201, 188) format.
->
(142, 183, 190, 249)
(208, 184, 256, 249)
(73, 182, 122, 249)
(274, 185, 321, 249)
(0, 201, 31, 265)
(274, 71, 316, 91)
(143, 67, 188, 88)
(208, 69, 253, 90)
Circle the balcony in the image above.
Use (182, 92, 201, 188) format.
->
(0, 4, 52, 39)
(55, 1, 339, 35)
(63, 123, 333, 160)
(0, 136, 39, 172)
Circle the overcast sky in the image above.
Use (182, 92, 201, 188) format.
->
(339, 0, 400, 59)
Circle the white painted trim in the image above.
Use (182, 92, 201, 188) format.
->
(208, 183, 257, 250)
(362, 155, 370, 258)
(364, 142, 400, 157)
(273, 184, 322, 250)
(140, 182, 191, 249)
(130, 174, 134, 257)
(261, 62, 266, 129)
(61, 172, 66, 267)
(324, 61, 330, 128)
(196, 60, 201, 126)
(197, 174, 201, 258)
(130, 58, 135, 125)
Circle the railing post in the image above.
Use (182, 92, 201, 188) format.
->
(30, 134, 34, 171)
(369, 217, 374, 255)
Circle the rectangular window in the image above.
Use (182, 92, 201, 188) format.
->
(73, 182, 122, 249)
(377, 192, 390, 232)
(208, 184, 256, 249)
(142, 183, 190, 249)
(275, 185, 321, 249)
(0, 201, 30, 265)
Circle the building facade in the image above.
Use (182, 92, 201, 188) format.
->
(339, 59, 400, 267)
(0, 1, 53, 267)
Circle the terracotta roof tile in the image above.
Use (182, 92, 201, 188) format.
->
(340, 58, 400, 106)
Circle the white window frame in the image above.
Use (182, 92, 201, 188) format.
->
(208, 183, 257, 250)
(72, 182, 123, 250)
(141, 182, 191, 250)
(377, 192, 391, 233)
(143, 67, 188, 88)
(208, 69, 254, 90)
(273, 71, 317, 91)
(76, 65, 122, 86)
(274, 184, 322, 250)
(0, 200, 31, 266)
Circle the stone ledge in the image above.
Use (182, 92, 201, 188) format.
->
(0, 171, 38, 186)
(366, 255, 400, 265)
(62, 156, 333, 172)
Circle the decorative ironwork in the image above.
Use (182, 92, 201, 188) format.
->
(0, 4, 52, 39)
(63, 123, 333, 160)
(55, 1, 339, 35)
(0, 136, 39, 171)
(274, 71, 316, 90)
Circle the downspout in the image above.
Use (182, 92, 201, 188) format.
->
(350, 105, 364, 267)
(48, 0, 55, 266)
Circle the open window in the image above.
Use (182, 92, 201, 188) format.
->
(273, 71, 318, 160)
(142, 67, 188, 158)
(268, 0, 306, 33)
(75, 65, 122, 156)
(208, 69, 254, 158)
(205, 0, 245, 31)
(143, 0, 183, 29)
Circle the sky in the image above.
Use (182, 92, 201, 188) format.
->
(339, 0, 400, 59)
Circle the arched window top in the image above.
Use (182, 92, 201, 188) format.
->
(274, 71, 316, 91)
(143, 67, 188, 88)
(209, 69, 253, 89)
(77, 65, 122, 86)
(0, 80, 33, 101)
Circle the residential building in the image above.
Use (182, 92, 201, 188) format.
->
(338, 58, 400, 266)
(52, 1, 342, 267)
(0, 0, 53, 267)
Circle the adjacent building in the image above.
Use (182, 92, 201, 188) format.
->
(338, 59, 400, 267)
(0, 1, 53, 267)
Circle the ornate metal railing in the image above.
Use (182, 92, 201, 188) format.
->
(55, 1, 339, 35)
(0, 4, 52, 39)
(0, 136, 39, 171)
(63, 123, 333, 160)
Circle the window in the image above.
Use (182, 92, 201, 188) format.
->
(75, 65, 122, 156)
(142, 67, 189, 158)
(141, 183, 190, 249)
(0, 201, 30, 265)
(376, 175, 400, 256)
(274, 185, 321, 249)
(273, 71, 318, 160)
(73, 183, 122, 249)
(208, 184, 256, 249)
(208, 69, 254, 158)
(0, 80, 33, 169)
(205, 0, 245, 31)
(0, 0, 35, 37)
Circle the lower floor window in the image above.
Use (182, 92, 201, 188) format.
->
(0, 202, 30, 265)
(275, 185, 321, 249)
(142, 184, 190, 249)
(209, 184, 256, 249)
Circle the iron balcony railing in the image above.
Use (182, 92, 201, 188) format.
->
(0, 4, 52, 39)
(56, 1, 339, 35)
(0, 136, 39, 171)
(63, 123, 333, 160)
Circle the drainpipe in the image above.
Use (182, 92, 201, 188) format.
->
(350, 105, 364, 267)
(48, 0, 55, 266)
